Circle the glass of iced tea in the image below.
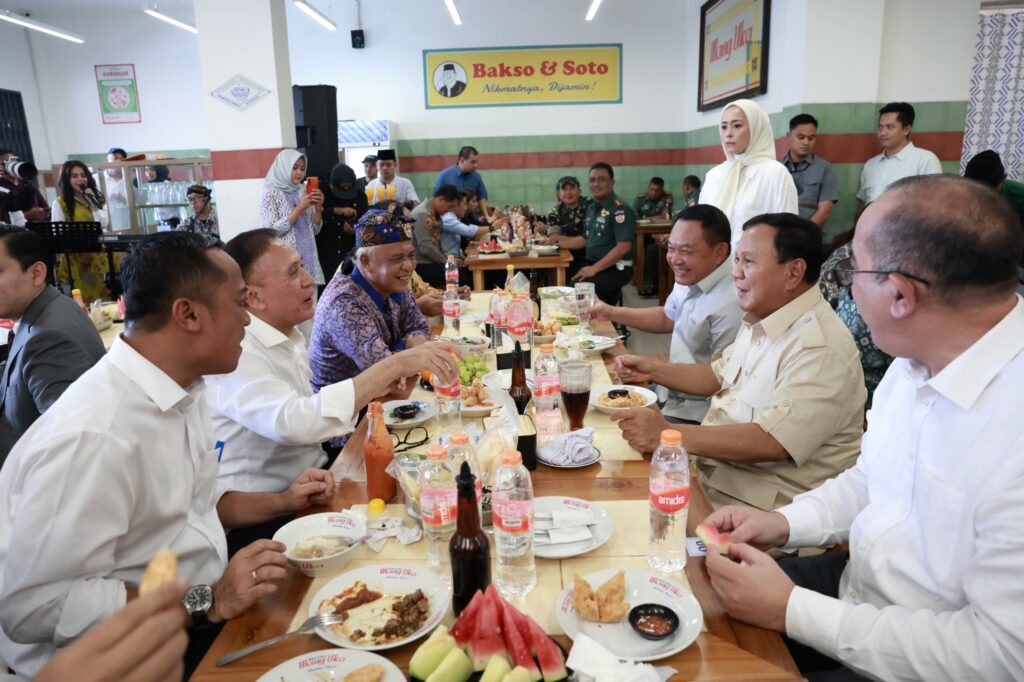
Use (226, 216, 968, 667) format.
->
(559, 360, 592, 431)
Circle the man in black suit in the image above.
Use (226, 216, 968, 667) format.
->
(437, 63, 466, 98)
(0, 226, 105, 463)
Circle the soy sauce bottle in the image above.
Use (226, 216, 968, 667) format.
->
(509, 340, 533, 415)
(450, 461, 491, 615)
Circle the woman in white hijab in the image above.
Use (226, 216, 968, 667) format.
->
(699, 99, 798, 252)
(258, 149, 325, 287)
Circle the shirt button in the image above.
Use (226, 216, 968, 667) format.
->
(906, 452, 914, 461)
(848, 589, 860, 602)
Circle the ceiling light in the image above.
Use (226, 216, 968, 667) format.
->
(0, 9, 84, 43)
(585, 0, 603, 21)
(143, 4, 198, 34)
(294, 1, 337, 31)
(444, 0, 462, 26)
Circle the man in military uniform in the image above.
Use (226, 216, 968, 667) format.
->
(570, 162, 636, 304)
(633, 176, 674, 219)
(537, 175, 592, 279)
(635, 176, 674, 297)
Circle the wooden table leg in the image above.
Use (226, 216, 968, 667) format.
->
(473, 270, 484, 291)
(634, 233, 645, 287)
(555, 266, 566, 287)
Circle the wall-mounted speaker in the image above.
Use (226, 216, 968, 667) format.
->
(351, 29, 365, 48)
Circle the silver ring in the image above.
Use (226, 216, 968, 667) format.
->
(251, 569, 260, 585)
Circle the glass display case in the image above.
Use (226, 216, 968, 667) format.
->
(75, 157, 214, 235)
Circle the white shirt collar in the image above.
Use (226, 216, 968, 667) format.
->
(693, 258, 732, 295)
(246, 314, 298, 349)
(921, 296, 1024, 410)
(884, 141, 917, 161)
(107, 336, 199, 412)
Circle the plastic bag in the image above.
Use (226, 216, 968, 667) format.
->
(474, 390, 520, 487)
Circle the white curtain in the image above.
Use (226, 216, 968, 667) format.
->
(962, 10, 1024, 178)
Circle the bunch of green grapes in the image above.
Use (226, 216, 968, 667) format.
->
(458, 353, 488, 386)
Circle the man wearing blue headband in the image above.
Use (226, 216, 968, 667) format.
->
(309, 207, 431, 448)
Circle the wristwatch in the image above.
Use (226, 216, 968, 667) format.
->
(182, 584, 215, 629)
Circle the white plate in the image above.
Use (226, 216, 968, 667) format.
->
(532, 333, 557, 344)
(533, 496, 613, 559)
(555, 335, 616, 355)
(556, 568, 703, 662)
(460, 387, 505, 417)
(590, 385, 658, 415)
(382, 400, 435, 430)
(482, 369, 534, 391)
(273, 511, 366, 578)
(538, 448, 601, 469)
(257, 648, 405, 682)
(533, 245, 559, 255)
(309, 564, 451, 651)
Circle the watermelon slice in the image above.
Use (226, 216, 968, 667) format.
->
(520, 616, 566, 682)
(468, 586, 508, 670)
(503, 601, 539, 657)
(450, 589, 484, 647)
(696, 522, 731, 555)
(499, 597, 541, 681)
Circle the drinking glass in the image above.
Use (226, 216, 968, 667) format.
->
(574, 282, 596, 335)
(559, 360, 592, 431)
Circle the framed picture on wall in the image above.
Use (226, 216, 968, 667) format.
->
(698, 0, 770, 111)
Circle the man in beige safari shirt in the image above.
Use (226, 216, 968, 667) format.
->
(613, 212, 865, 510)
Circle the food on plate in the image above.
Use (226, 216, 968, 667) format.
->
(287, 534, 350, 560)
(342, 664, 386, 682)
(388, 402, 425, 424)
(425, 647, 474, 682)
(461, 379, 493, 408)
(458, 354, 489, 386)
(479, 237, 504, 253)
(695, 522, 731, 555)
(635, 613, 673, 637)
(533, 319, 562, 336)
(317, 581, 430, 645)
(597, 389, 647, 408)
(572, 571, 629, 623)
(414, 585, 567, 681)
(139, 548, 177, 596)
(555, 316, 579, 326)
(410, 625, 457, 679)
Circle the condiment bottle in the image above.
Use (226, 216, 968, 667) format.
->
(449, 461, 491, 614)
(364, 402, 397, 502)
(509, 340, 532, 415)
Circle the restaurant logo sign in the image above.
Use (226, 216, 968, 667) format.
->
(698, 0, 771, 111)
(423, 44, 622, 109)
(94, 64, 141, 125)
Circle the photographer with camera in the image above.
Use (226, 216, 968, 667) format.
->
(0, 150, 49, 226)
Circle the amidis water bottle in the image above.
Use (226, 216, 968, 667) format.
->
(492, 450, 537, 597)
(445, 254, 459, 287)
(442, 284, 461, 337)
(648, 429, 690, 573)
(420, 445, 457, 575)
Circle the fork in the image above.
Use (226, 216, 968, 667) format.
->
(215, 612, 347, 666)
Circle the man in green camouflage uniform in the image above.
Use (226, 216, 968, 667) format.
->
(568, 162, 636, 305)
(538, 175, 592, 279)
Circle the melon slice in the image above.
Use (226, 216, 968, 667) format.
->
(502, 667, 533, 682)
(409, 631, 457, 681)
(696, 522, 731, 555)
(480, 654, 513, 682)
(499, 597, 541, 681)
(468, 586, 508, 670)
(451, 589, 484, 648)
(425, 646, 474, 682)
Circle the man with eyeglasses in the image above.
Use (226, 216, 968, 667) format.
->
(570, 162, 637, 304)
(701, 175, 1024, 681)
(208, 229, 456, 551)
(176, 184, 219, 237)
(536, 175, 592, 279)
(613, 213, 865, 512)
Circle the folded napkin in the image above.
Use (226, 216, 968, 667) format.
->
(534, 525, 593, 546)
(566, 633, 677, 682)
(365, 516, 422, 552)
(537, 427, 598, 466)
(536, 507, 597, 528)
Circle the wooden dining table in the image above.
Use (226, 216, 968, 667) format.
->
(463, 244, 575, 290)
(632, 219, 674, 289)
(191, 312, 800, 681)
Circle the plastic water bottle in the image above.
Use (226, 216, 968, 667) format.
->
(445, 254, 459, 287)
(420, 445, 457, 575)
(506, 293, 533, 347)
(489, 290, 509, 348)
(442, 284, 461, 337)
(432, 369, 462, 444)
(492, 450, 537, 597)
(447, 431, 483, 517)
(504, 263, 515, 290)
(532, 344, 563, 447)
(648, 429, 691, 573)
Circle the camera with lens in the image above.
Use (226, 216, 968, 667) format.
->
(2, 156, 37, 181)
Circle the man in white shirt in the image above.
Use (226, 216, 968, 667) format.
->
(589, 204, 742, 424)
(208, 229, 457, 500)
(702, 175, 1024, 681)
(855, 102, 942, 218)
(0, 233, 295, 677)
(365, 149, 419, 206)
(613, 213, 865, 511)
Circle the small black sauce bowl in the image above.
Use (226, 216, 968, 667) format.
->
(628, 603, 680, 641)
(394, 403, 421, 419)
(607, 388, 630, 399)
